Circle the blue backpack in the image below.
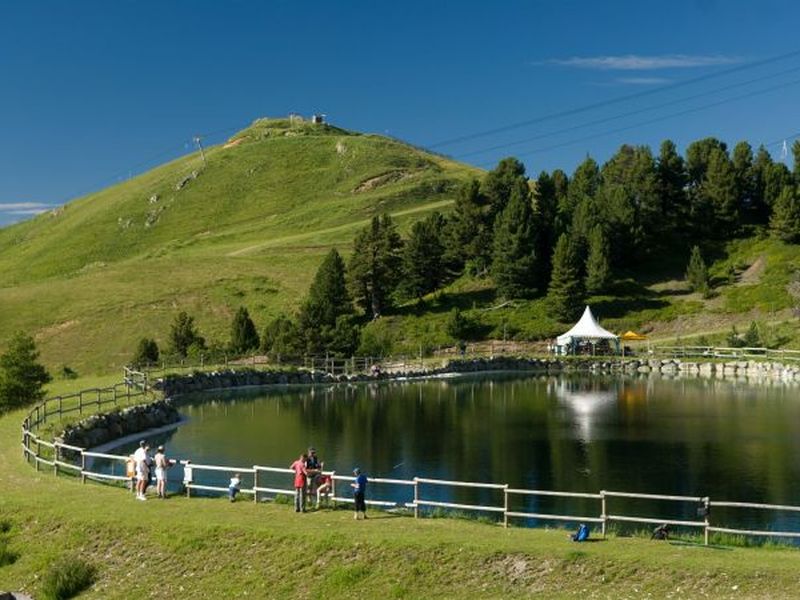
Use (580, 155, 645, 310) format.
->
(572, 523, 590, 542)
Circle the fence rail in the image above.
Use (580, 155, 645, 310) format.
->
(18, 371, 800, 547)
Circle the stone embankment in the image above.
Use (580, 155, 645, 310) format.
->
(57, 400, 180, 449)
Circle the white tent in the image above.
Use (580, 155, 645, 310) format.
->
(555, 306, 619, 354)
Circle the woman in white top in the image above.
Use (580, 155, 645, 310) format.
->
(154, 445, 174, 499)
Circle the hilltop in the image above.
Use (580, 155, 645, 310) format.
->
(0, 117, 478, 372)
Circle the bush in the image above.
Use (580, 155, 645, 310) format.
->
(41, 556, 97, 600)
(444, 307, 475, 341)
(0, 540, 18, 567)
(132, 337, 160, 367)
(59, 365, 79, 380)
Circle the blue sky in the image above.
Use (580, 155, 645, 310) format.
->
(1, 0, 798, 225)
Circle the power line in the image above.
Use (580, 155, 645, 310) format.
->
(429, 48, 800, 149)
(456, 63, 800, 159)
(477, 76, 800, 167)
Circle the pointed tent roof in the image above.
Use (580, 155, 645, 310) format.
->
(621, 330, 647, 341)
(556, 306, 618, 345)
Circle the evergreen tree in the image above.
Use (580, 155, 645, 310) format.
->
(443, 179, 489, 274)
(551, 168, 571, 235)
(547, 234, 584, 322)
(685, 245, 710, 296)
(402, 213, 445, 301)
(685, 137, 727, 186)
(657, 139, 688, 235)
(347, 214, 403, 318)
(491, 177, 538, 298)
(703, 148, 739, 233)
(533, 171, 558, 284)
(770, 186, 800, 243)
(298, 249, 352, 352)
(750, 145, 774, 218)
(732, 141, 754, 211)
(168, 311, 205, 358)
(132, 338, 160, 367)
(563, 157, 600, 222)
(764, 162, 793, 209)
(230, 306, 260, 354)
(328, 315, 361, 357)
(0, 332, 51, 411)
(481, 157, 526, 225)
(793, 139, 800, 183)
(585, 225, 611, 294)
(445, 307, 474, 340)
(743, 321, 760, 347)
(261, 315, 302, 357)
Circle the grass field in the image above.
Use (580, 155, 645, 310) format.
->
(1, 375, 800, 599)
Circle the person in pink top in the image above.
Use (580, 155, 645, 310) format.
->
(290, 453, 308, 513)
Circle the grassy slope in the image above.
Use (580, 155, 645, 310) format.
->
(0, 119, 478, 373)
(2, 377, 800, 599)
(3, 115, 800, 375)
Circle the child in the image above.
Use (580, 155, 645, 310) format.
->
(290, 453, 308, 513)
(351, 468, 368, 520)
(316, 473, 332, 508)
(229, 472, 242, 502)
(154, 445, 175, 499)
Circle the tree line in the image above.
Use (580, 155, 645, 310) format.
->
(134, 136, 800, 363)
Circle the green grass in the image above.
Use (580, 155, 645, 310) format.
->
(40, 555, 97, 600)
(2, 374, 800, 598)
(3, 117, 800, 376)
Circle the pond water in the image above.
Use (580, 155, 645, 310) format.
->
(101, 373, 800, 534)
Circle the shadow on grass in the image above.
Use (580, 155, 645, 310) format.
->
(392, 288, 497, 317)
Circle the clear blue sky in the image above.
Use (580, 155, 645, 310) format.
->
(1, 0, 799, 224)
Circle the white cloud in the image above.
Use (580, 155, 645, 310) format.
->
(0, 202, 54, 211)
(6, 209, 50, 215)
(615, 77, 672, 85)
(543, 54, 742, 70)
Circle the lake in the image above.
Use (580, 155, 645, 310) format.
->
(102, 373, 800, 534)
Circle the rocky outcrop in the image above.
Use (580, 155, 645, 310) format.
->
(57, 400, 180, 450)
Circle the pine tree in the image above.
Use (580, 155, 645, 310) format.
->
(0, 332, 51, 411)
(770, 186, 800, 243)
(703, 148, 739, 233)
(685, 245, 710, 296)
(657, 139, 688, 235)
(402, 213, 445, 301)
(168, 311, 205, 358)
(443, 180, 490, 275)
(261, 315, 302, 358)
(132, 338, 160, 367)
(481, 157, 526, 225)
(732, 141, 754, 211)
(793, 139, 800, 183)
(533, 171, 558, 284)
(764, 162, 793, 208)
(230, 306, 260, 354)
(298, 249, 353, 352)
(585, 225, 611, 294)
(347, 214, 403, 318)
(547, 234, 584, 322)
(491, 177, 538, 298)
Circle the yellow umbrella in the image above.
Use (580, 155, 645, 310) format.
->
(621, 331, 647, 341)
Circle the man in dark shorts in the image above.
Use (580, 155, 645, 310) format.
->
(305, 447, 323, 501)
(351, 467, 368, 520)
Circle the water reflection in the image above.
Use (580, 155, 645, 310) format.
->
(101, 373, 800, 533)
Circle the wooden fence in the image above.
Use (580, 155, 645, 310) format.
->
(18, 370, 800, 547)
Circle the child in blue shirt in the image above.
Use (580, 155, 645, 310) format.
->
(351, 468, 368, 520)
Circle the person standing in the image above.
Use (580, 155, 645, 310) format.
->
(154, 445, 175, 499)
(290, 453, 308, 513)
(305, 447, 323, 502)
(133, 440, 149, 501)
(229, 473, 242, 502)
(351, 468, 368, 520)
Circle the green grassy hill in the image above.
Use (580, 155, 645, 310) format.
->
(0, 118, 478, 372)
(3, 116, 800, 375)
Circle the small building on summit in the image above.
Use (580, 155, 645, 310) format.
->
(554, 305, 619, 355)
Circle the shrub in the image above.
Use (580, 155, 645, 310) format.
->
(0, 540, 18, 567)
(132, 337, 160, 367)
(59, 365, 79, 380)
(40, 556, 97, 600)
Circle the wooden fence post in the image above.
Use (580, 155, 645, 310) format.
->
(503, 485, 509, 528)
(81, 452, 86, 484)
(253, 467, 259, 504)
(414, 477, 419, 519)
(78, 392, 83, 416)
(703, 497, 710, 546)
(600, 491, 607, 537)
(35, 439, 40, 472)
(53, 443, 59, 476)
(331, 471, 337, 508)
(96, 389, 101, 411)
